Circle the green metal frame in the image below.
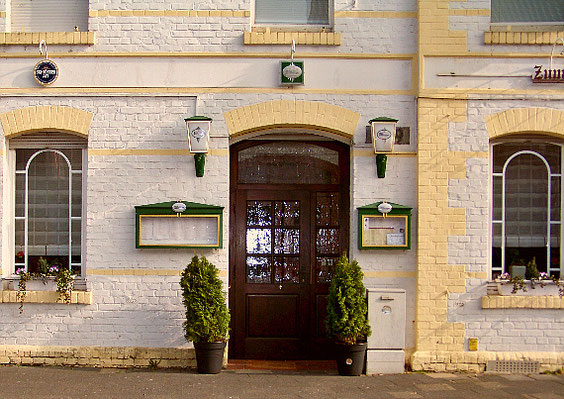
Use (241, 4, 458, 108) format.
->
(357, 202, 412, 249)
(135, 201, 224, 249)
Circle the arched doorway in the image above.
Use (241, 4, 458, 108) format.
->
(229, 140, 350, 359)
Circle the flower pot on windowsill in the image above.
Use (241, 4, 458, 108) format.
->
(7, 276, 57, 291)
(495, 279, 562, 296)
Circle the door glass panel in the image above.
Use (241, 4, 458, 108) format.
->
(247, 201, 272, 226)
(247, 256, 272, 283)
(315, 256, 337, 284)
(246, 229, 272, 254)
(274, 201, 300, 226)
(274, 228, 300, 254)
(316, 192, 340, 226)
(238, 142, 340, 184)
(274, 256, 300, 283)
(316, 228, 340, 255)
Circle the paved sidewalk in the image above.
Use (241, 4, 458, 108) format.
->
(0, 366, 562, 399)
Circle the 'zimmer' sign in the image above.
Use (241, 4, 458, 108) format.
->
(532, 65, 564, 83)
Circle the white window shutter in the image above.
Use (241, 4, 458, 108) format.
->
(11, 0, 89, 32)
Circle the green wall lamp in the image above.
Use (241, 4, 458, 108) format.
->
(185, 116, 212, 177)
(369, 117, 398, 178)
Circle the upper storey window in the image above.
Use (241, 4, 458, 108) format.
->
(255, 0, 330, 26)
(491, 0, 563, 24)
(11, 0, 89, 32)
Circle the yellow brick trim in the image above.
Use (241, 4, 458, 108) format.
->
(364, 271, 416, 278)
(486, 108, 564, 140)
(88, 269, 227, 277)
(419, 0, 467, 54)
(482, 295, 564, 309)
(0, 106, 93, 138)
(0, 345, 196, 368)
(88, 148, 228, 156)
(485, 30, 564, 45)
(0, 32, 95, 45)
(417, 97, 471, 352)
(0, 291, 92, 304)
(466, 271, 488, 279)
(0, 51, 414, 60)
(449, 9, 490, 17)
(244, 31, 341, 45)
(411, 351, 564, 373)
(225, 100, 360, 140)
(335, 11, 417, 18)
(89, 9, 250, 18)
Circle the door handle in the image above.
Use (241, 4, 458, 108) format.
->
(279, 284, 282, 290)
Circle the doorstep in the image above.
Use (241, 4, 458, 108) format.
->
(227, 359, 336, 371)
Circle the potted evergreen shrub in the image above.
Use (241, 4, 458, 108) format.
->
(326, 254, 371, 376)
(180, 255, 230, 374)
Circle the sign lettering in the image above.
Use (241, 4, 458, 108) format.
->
(532, 65, 564, 83)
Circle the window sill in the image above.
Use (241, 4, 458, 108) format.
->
(0, 290, 92, 304)
(0, 32, 95, 45)
(243, 31, 341, 45)
(482, 295, 564, 309)
(484, 29, 564, 45)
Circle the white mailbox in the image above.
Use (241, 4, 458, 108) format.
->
(366, 288, 406, 374)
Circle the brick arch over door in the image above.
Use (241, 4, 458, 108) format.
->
(0, 106, 93, 138)
(224, 100, 361, 141)
(486, 107, 564, 140)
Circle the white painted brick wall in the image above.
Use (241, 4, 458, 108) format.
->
(1, 0, 418, 55)
(447, 99, 564, 352)
(0, 276, 186, 348)
(0, 91, 417, 350)
(449, 0, 559, 53)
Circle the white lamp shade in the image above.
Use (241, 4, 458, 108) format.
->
(186, 118, 211, 154)
(371, 120, 397, 153)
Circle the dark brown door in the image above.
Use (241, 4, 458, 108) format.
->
(229, 141, 349, 360)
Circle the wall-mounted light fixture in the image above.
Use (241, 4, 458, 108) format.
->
(369, 117, 398, 178)
(185, 116, 212, 177)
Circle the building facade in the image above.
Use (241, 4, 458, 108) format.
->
(0, 0, 562, 371)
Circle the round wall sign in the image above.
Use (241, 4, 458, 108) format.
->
(377, 202, 393, 214)
(172, 202, 187, 214)
(33, 59, 59, 85)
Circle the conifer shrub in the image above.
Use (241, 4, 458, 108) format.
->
(180, 255, 230, 343)
(325, 254, 371, 345)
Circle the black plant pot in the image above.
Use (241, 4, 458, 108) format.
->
(194, 341, 226, 374)
(335, 342, 367, 376)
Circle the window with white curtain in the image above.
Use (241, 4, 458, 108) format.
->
(492, 140, 562, 278)
(491, 0, 564, 24)
(254, 0, 330, 26)
(13, 133, 86, 276)
(10, 0, 89, 32)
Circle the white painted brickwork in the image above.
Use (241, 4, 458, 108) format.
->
(447, 99, 564, 352)
(449, 0, 561, 53)
(0, 276, 186, 348)
(0, 91, 417, 350)
(0, 0, 417, 55)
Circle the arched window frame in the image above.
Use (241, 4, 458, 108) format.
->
(10, 134, 87, 279)
(491, 139, 563, 278)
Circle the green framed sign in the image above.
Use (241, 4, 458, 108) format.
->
(135, 201, 224, 248)
(358, 202, 412, 249)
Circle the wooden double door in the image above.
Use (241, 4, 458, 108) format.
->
(229, 141, 349, 360)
